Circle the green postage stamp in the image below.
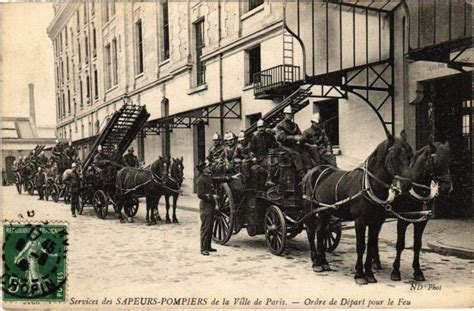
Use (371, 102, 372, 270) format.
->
(2, 223, 68, 302)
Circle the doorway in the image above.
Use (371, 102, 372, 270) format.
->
(5, 156, 16, 185)
(416, 73, 472, 217)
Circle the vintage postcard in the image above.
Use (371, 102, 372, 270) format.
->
(1, 0, 473, 309)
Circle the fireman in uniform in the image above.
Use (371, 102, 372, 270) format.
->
(63, 162, 81, 217)
(233, 131, 250, 161)
(196, 161, 239, 255)
(302, 112, 337, 167)
(207, 132, 223, 163)
(37, 151, 49, 168)
(123, 147, 139, 167)
(65, 141, 79, 166)
(275, 106, 312, 177)
(35, 166, 47, 200)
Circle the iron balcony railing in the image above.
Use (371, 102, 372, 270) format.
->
(253, 64, 301, 96)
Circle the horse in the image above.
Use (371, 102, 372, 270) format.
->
(389, 141, 452, 282)
(301, 130, 413, 285)
(115, 156, 183, 224)
(154, 157, 185, 224)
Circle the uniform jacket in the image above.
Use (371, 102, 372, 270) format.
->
(52, 145, 63, 157)
(302, 125, 330, 151)
(93, 152, 109, 168)
(123, 154, 139, 167)
(221, 144, 237, 162)
(197, 173, 232, 213)
(249, 130, 278, 161)
(233, 142, 250, 160)
(64, 170, 81, 194)
(65, 147, 78, 160)
(207, 144, 223, 162)
(276, 119, 302, 148)
(35, 171, 47, 186)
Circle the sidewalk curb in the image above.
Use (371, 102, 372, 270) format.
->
(427, 240, 474, 260)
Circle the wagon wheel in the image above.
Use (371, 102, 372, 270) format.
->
(26, 180, 35, 195)
(286, 223, 304, 240)
(50, 184, 60, 202)
(15, 174, 22, 194)
(265, 205, 287, 256)
(212, 182, 234, 245)
(93, 190, 108, 219)
(324, 218, 342, 252)
(124, 197, 139, 217)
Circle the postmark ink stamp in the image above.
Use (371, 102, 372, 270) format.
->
(2, 223, 68, 301)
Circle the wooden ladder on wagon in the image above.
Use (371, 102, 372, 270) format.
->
(82, 103, 150, 171)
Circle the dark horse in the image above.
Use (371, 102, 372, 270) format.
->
(115, 156, 184, 224)
(302, 130, 413, 285)
(154, 157, 185, 224)
(389, 141, 452, 282)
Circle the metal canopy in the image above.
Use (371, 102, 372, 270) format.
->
(406, 0, 473, 70)
(143, 98, 241, 135)
(284, 0, 397, 135)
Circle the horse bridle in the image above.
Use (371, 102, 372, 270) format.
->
(409, 153, 452, 203)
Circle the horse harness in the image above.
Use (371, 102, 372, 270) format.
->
(116, 168, 182, 195)
(302, 160, 430, 223)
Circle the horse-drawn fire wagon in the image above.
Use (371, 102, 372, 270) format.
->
(210, 86, 342, 255)
(77, 101, 150, 219)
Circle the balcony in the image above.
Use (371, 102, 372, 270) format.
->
(253, 65, 303, 99)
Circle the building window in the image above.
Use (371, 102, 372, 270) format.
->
(104, 2, 115, 23)
(65, 28, 68, 47)
(83, 3, 87, 24)
(92, 27, 97, 57)
(249, 0, 264, 11)
(246, 113, 262, 127)
(60, 60, 64, 83)
(112, 38, 118, 86)
(105, 43, 111, 89)
(72, 63, 76, 89)
(85, 34, 89, 64)
(463, 100, 472, 149)
(62, 93, 66, 117)
(66, 56, 69, 80)
(86, 75, 91, 103)
(135, 19, 144, 74)
(76, 10, 80, 31)
(91, 2, 95, 15)
(195, 19, 205, 86)
(78, 39, 82, 69)
(110, 2, 115, 17)
(59, 32, 63, 52)
(246, 45, 260, 85)
(162, 0, 170, 60)
(67, 89, 71, 114)
(70, 29, 74, 54)
(80, 80, 83, 108)
(314, 100, 339, 147)
(94, 69, 99, 100)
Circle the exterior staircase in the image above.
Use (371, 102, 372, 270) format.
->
(246, 85, 312, 136)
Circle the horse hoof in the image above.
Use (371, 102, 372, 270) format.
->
(322, 264, 331, 271)
(127, 217, 134, 223)
(414, 272, 426, 282)
(372, 261, 383, 270)
(166, 219, 171, 224)
(173, 218, 179, 224)
(366, 275, 378, 283)
(391, 272, 401, 281)
(312, 265, 325, 273)
(152, 221, 158, 225)
(156, 216, 162, 221)
(120, 219, 126, 224)
(355, 277, 368, 285)
(146, 222, 152, 226)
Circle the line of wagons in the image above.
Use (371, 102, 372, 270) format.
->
(14, 152, 139, 220)
(15, 144, 343, 256)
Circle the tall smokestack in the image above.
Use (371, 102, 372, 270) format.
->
(28, 83, 36, 126)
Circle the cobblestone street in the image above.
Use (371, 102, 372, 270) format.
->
(2, 185, 473, 308)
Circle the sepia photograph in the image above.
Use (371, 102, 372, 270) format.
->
(0, 0, 473, 309)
